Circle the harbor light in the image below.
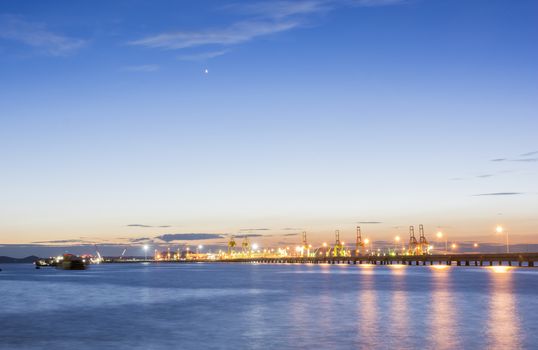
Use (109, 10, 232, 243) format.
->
(252, 243, 259, 250)
(322, 242, 327, 247)
(198, 245, 203, 250)
(143, 244, 149, 260)
(395, 236, 400, 242)
(364, 238, 370, 244)
(495, 225, 509, 253)
(436, 231, 443, 239)
(451, 243, 457, 249)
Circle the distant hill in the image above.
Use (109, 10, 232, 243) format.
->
(0, 256, 40, 263)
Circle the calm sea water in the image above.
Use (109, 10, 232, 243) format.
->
(1, 263, 537, 350)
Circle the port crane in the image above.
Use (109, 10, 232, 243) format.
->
(355, 226, 365, 256)
(241, 236, 250, 256)
(228, 235, 236, 255)
(301, 231, 310, 257)
(333, 230, 345, 257)
(418, 224, 430, 255)
(408, 226, 419, 255)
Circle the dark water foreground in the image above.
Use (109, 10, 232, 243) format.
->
(1, 263, 537, 350)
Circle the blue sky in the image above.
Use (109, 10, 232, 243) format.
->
(1, 0, 537, 256)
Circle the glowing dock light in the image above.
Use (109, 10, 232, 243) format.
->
(252, 243, 259, 250)
(436, 231, 443, 238)
(474, 243, 479, 248)
(496, 225, 509, 253)
(322, 242, 327, 247)
(143, 244, 149, 260)
(451, 243, 457, 249)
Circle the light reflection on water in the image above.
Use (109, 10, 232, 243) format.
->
(0, 263, 536, 350)
(429, 266, 461, 350)
(487, 269, 522, 349)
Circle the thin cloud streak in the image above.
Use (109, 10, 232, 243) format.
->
(129, 0, 404, 51)
(155, 233, 225, 242)
(225, 0, 331, 19)
(129, 20, 300, 50)
(178, 49, 229, 61)
(472, 192, 523, 197)
(0, 15, 86, 56)
(520, 151, 538, 157)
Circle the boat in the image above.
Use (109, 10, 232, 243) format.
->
(58, 254, 87, 270)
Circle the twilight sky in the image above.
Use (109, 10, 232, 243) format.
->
(1, 0, 537, 256)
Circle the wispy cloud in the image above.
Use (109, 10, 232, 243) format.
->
(357, 221, 383, 224)
(490, 150, 538, 163)
(31, 239, 89, 245)
(129, 20, 300, 50)
(155, 233, 225, 242)
(472, 192, 523, 197)
(121, 64, 160, 72)
(520, 151, 538, 157)
(476, 174, 493, 178)
(130, 237, 151, 243)
(513, 158, 538, 162)
(282, 233, 300, 236)
(127, 224, 170, 228)
(235, 234, 264, 238)
(178, 49, 229, 61)
(0, 15, 86, 56)
(129, 0, 404, 53)
(225, 0, 331, 19)
(239, 228, 270, 231)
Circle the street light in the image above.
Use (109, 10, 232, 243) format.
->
(143, 244, 149, 260)
(496, 225, 509, 253)
(394, 236, 400, 254)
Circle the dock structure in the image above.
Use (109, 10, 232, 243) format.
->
(213, 253, 538, 267)
(108, 253, 538, 267)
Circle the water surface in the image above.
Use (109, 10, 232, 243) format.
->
(1, 263, 536, 349)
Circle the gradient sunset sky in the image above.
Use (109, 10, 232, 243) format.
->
(1, 0, 537, 255)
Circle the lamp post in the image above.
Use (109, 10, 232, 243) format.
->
(143, 244, 148, 261)
(496, 225, 509, 253)
(394, 236, 400, 255)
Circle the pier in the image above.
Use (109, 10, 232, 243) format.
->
(108, 252, 538, 267)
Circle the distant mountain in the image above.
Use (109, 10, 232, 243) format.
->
(0, 255, 40, 263)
